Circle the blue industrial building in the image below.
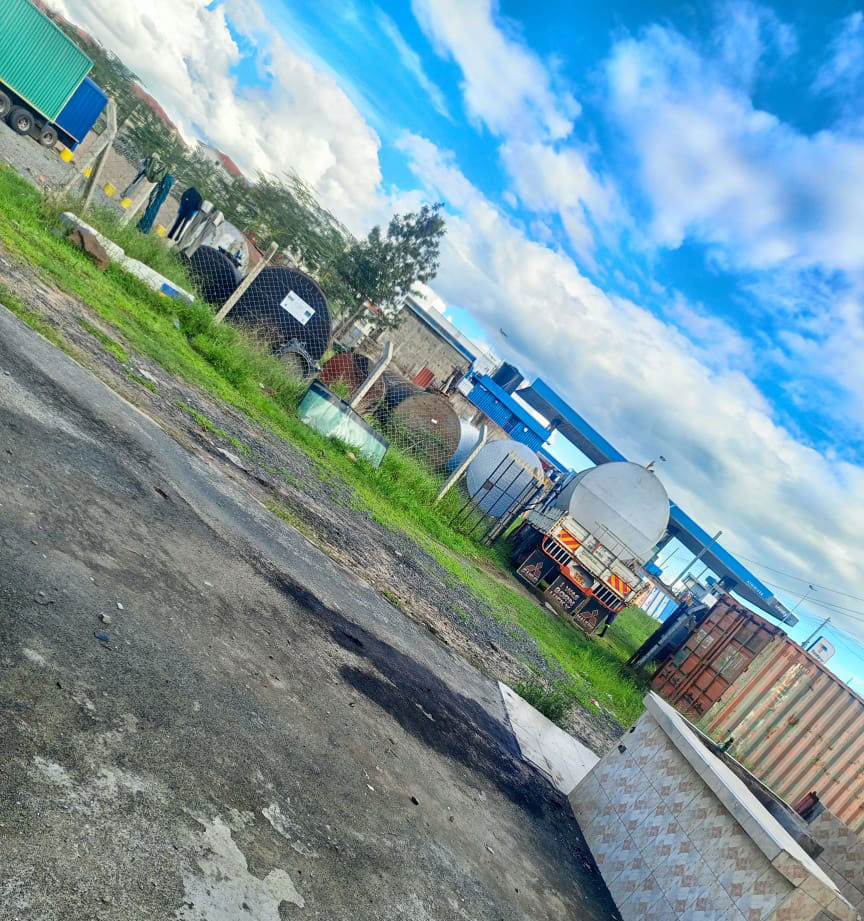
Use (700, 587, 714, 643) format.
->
(465, 374, 551, 451)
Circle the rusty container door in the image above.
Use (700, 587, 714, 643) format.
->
(699, 636, 864, 835)
(652, 596, 782, 721)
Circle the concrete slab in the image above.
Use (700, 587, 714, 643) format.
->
(499, 682, 599, 794)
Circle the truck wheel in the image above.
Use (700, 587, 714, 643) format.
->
(38, 125, 58, 148)
(8, 107, 34, 136)
(0, 92, 11, 120)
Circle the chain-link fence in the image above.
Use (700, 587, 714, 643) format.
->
(34, 98, 503, 490)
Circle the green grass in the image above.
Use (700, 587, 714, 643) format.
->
(126, 370, 158, 393)
(0, 164, 659, 727)
(0, 280, 71, 354)
(77, 317, 128, 364)
(176, 401, 251, 457)
(50, 198, 196, 291)
(515, 680, 573, 726)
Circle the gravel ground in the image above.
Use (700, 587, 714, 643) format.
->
(0, 242, 627, 752)
(0, 122, 181, 230)
(0, 297, 620, 921)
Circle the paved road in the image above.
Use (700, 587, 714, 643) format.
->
(0, 304, 617, 921)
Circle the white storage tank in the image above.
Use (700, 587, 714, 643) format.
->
(447, 419, 481, 471)
(553, 462, 669, 563)
(466, 439, 543, 517)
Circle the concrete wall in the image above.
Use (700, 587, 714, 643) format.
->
(568, 695, 857, 921)
(389, 310, 471, 388)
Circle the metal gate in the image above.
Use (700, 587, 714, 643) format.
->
(451, 452, 546, 545)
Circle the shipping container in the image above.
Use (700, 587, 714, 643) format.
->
(652, 597, 783, 718)
(653, 596, 864, 835)
(701, 636, 864, 835)
(55, 77, 107, 148)
(0, 0, 92, 122)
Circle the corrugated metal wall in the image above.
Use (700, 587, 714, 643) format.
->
(652, 598, 782, 719)
(466, 384, 545, 450)
(700, 636, 864, 835)
(0, 0, 92, 122)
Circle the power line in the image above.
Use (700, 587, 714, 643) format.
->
(732, 552, 864, 605)
(755, 578, 864, 621)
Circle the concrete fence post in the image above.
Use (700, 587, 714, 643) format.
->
(349, 341, 393, 410)
(82, 99, 117, 212)
(436, 425, 488, 502)
(118, 181, 153, 227)
(213, 241, 279, 325)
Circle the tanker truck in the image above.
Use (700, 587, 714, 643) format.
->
(0, 0, 107, 150)
(510, 461, 670, 636)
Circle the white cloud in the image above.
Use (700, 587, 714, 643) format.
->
(499, 140, 618, 265)
(411, 0, 579, 141)
(374, 8, 451, 120)
(605, 21, 864, 275)
(52, 0, 383, 231)
(411, 0, 621, 262)
(398, 132, 864, 643)
(814, 12, 864, 105)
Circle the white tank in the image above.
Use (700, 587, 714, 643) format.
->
(553, 462, 669, 563)
(466, 439, 543, 518)
(447, 419, 482, 471)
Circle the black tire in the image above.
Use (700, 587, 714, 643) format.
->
(8, 106, 34, 136)
(0, 91, 11, 120)
(38, 125, 57, 148)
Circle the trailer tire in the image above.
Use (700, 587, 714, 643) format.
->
(8, 106, 34, 136)
(0, 92, 11, 120)
(38, 125, 58, 148)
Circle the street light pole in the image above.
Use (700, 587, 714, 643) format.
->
(791, 583, 817, 614)
(674, 531, 722, 588)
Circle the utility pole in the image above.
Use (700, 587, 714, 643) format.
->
(803, 617, 830, 650)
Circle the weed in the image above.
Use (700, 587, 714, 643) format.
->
(176, 401, 251, 456)
(0, 280, 71, 353)
(380, 588, 404, 610)
(126, 370, 158, 393)
(514, 680, 572, 726)
(77, 317, 128, 363)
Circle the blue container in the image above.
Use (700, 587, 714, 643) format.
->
(55, 78, 108, 149)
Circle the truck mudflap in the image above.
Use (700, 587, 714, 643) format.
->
(541, 532, 633, 610)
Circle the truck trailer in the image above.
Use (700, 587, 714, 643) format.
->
(0, 0, 107, 150)
(510, 461, 670, 635)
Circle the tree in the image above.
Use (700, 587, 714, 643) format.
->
(332, 203, 446, 335)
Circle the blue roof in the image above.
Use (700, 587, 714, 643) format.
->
(666, 503, 775, 602)
(518, 378, 626, 464)
(468, 374, 551, 441)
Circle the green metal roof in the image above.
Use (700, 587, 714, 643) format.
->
(0, 0, 92, 122)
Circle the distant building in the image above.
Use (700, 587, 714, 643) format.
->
(197, 142, 248, 183)
(130, 84, 180, 135)
(385, 294, 475, 391)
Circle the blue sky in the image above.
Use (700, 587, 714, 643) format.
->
(60, 0, 864, 679)
(254, 0, 864, 452)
